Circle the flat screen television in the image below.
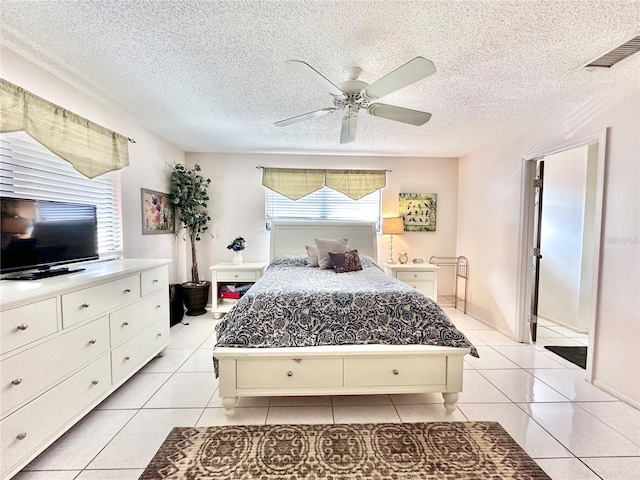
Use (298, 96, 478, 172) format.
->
(1, 197, 99, 280)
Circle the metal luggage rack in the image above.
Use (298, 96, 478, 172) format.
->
(429, 256, 468, 313)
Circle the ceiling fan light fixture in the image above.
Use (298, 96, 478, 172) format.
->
(276, 56, 436, 143)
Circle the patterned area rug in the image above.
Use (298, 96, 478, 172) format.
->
(140, 422, 550, 479)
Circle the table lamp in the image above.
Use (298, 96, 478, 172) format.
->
(382, 216, 404, 264)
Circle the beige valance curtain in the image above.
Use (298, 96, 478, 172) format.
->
(0, 78, 129, 178)
(262, 167, 386, 200)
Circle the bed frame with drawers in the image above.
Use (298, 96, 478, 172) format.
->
(213, 221, 469, 415)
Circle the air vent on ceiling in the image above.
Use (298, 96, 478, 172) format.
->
(584, 35, 640, 68)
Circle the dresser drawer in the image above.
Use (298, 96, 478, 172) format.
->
(215, 270, 257, 282)
(62, 275, 141, 328)
(236, 358, 342, 389)
(1, 316, 109, 416)
(111, 317, 170, 384)
(396, 270, 435, 282)
(141, 266, 169, 296)
(1, 298, 58, 354)
(109, 290, 169, 346)
(1, 355, 110, 479)
(344, 356, 446, 387)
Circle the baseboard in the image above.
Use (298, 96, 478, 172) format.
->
(538, 313, 587, 333)
(464, 310, 520, 341)
(592, 380, 640, 409)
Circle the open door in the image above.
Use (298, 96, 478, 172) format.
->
(529, 160, 545, 343)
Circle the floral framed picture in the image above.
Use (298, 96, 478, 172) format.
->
(141, 188, 175, 235)
(399, 193, 437, 232)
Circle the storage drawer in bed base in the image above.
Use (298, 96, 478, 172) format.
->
(215, 346, 467, 413)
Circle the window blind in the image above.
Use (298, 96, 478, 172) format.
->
(0, 132, 123, 258)
(265, 186, 381, 227)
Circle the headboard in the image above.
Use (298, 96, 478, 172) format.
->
(269, 221, 378, 263)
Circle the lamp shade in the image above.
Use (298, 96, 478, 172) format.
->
(382, 216, 404, 235)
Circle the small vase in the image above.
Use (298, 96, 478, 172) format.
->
(232, 251, 243, 265)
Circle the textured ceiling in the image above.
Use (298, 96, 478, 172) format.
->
(1, 1, 639, 157)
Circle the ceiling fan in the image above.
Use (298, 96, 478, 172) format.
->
(275, 56, 436, 144)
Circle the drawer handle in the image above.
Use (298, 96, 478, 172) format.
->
(157, 333, 163, 337)
(393, 369, 399, 375)
(152, 279, 159, 283)
(155, 304, 162, 309)
(234, 274, 238, 278)
(89, 339, 97, 345)
(16, 432, 27, 440)
(17, 323, 29, 331)
(124, 356, 131, 361)
(287, 371, 293, 377)
(11, 378, 23, 385)
(122, 322, 129, 326)
(92, 380, 100, 385)
(124, 288, 132, 293)
(413, 274, 418, 278)
(81, 303, 90, 308)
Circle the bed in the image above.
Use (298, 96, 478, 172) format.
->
(213, 221, 477, 414)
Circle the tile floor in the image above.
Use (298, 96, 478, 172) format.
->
(14, 308, 640, 480)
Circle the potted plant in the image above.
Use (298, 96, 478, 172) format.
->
(169, 163, 212, 316)
(227, 236, 247, 264)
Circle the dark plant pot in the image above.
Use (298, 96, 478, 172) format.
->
(182, 281, 211, 316)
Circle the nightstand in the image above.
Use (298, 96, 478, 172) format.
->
(209, 262, 267, 318)
(385, 263, 439, 301)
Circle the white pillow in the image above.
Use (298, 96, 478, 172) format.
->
(305, 245, 319, 267)
(314, 238, 348, 269)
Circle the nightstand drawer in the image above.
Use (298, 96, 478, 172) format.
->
(215, 270, 257, 282)
(396, 271, 435, 282)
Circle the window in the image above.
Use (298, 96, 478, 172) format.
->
(0, 132, 123, 258)
(265, 186, 381, 227)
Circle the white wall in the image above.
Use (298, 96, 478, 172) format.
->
(184, 153, 459, 294)
(538, 146, 588, 330)
(457, 79, 640, 405)
(0, 47, 186, 283)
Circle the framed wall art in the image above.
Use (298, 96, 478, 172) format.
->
(141, 188, 175, 235)
(399, 193, 437, 232)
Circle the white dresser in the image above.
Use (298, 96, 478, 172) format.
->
(385, 263, 440, 301)
(0, 259, 171, 479)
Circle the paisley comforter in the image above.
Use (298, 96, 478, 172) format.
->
(214, 255, 478, 365)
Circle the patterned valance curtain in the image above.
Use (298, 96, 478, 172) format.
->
(0, 78, 129, 178)
(262, 168, 386, 201)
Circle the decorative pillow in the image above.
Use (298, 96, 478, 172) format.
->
(305, 245, 319, 267)
(314, 238, 348, 269)
(329, 249, 363, 273)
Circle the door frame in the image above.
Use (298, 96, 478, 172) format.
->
(515, 129, 607, 381)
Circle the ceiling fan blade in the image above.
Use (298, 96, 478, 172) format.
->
(361, 57, 436, 101)
(340, 105, 358, 144)
(274, 107, 337, 127)
(367, 103, 432, 126)
(285, 60, 343, 97)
